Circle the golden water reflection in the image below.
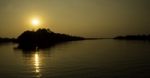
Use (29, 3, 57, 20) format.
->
(33, 52, 42, 77)
(34, 53, 40, 73)
(21, 50, 48, 77)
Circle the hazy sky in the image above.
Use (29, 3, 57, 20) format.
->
(0, 0, 149, 38)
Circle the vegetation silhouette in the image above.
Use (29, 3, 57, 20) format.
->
(16, 28, 85, 51)
(114, 34, 150, 40)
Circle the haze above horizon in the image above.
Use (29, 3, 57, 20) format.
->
(0, 0, 149, 38)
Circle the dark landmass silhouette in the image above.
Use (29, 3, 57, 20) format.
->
(0, 37, 16, 44)
(2, 28, 150, 51)
(114, 35, 150, 40)
(15, 28, 85, 51)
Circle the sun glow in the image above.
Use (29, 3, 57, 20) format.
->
(32, 18, 40, 26)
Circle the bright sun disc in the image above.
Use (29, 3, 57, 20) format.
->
(32, 19, 40, 26)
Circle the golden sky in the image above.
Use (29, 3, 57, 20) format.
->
(0, 0, 149, 38)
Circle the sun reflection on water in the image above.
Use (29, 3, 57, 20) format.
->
(34, 52, 42, 77)
(34, 53, 40, 73)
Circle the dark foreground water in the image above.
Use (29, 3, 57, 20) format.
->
(0, 40, 150, 78)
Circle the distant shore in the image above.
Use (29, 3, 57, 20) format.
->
(0, 37, 16, 43)
(114, 35, 150, 40)
(1, 31, 150, 51)
(1, 34, 150, 44)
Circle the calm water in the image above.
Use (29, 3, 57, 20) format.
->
(0, 40, 150, 78)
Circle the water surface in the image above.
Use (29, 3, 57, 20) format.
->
(0, 40, 150, 78)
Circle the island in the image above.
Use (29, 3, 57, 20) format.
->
(16, 28, 85, 50)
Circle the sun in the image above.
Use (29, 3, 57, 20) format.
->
(32, 18, 40, 26)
